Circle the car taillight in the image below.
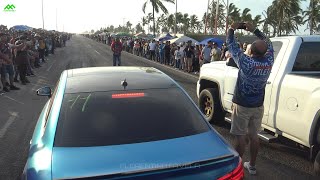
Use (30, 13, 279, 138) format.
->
(218, 158, 244, 180)
(112, 92, 145, 99)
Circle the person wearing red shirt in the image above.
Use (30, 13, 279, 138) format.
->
(111, 37, 123, 66)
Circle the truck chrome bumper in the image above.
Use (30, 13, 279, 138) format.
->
(196, 80, 200, 98)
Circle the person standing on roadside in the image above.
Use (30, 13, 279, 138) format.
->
(38, 36, 46, 63)
(15, 36, 30, 85)
(164, 41, 171, 66)
(148, 40, 156, 61)
(227, 22, 274, 175)
(210, 42, 221, 62)
(0, 33, 21, 91)
(174, 46, 182, 70)
(184, 41, 194, 73)
(194, 44, 201, 73)
(111, 37, 123, 66)
(200, 41, 212, 66)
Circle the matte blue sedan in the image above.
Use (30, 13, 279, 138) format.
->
(22, 67, 243, 180)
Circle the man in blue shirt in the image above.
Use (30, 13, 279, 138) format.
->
(201, 40, 212, 66)
(227, 22, 274, 175)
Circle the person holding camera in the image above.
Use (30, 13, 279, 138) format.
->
(227, 22, 274, 175)
(0, 33, 23, 91)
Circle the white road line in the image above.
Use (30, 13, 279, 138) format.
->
(3, 95, 25, 105)
(46, 63, 54, 72)
(0, 112, 19, 138)
(95, 50, 101, 55)
(37, 76, 50, 80)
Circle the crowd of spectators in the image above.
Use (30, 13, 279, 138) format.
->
(0, 25, 71, 93)
(90, 34, 250, 73)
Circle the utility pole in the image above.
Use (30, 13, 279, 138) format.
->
(42, 0, 45, 29)
(175, 0, 177, 35)
(215, 0, 219, 35)
(56, 8, 58, 31)
(225, 0, 229, 35)
(205, 0, 210, 34)
(310, 0, 314, 35)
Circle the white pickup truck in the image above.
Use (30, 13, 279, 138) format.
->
(196, 36, 320, 174)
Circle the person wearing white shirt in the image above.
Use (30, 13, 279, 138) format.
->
(149, 40, 156, 61)
(174, 46, 182, 69)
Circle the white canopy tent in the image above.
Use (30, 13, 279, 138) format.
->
(169, 35, 199, 45)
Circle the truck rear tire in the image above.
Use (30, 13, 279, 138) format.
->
(198, 88, 224, 123)
(315, 150, 320, 176)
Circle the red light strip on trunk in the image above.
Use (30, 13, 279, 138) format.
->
(112, 93, 145, 99)
(218, 158, 244, 180)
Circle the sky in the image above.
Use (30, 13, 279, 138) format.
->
(0, 0, 309, 34)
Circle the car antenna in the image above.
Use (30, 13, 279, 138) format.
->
(121, 79, 128, 90)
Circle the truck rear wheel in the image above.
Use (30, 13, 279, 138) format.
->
(198, 88, 224, 123)
(315, 150, 320, 176)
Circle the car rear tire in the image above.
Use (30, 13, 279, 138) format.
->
(198, 88, 224, 123)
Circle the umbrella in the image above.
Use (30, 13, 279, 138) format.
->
(170, 36, 199, 45)
(199, 37, 224, 48)
(156, 33, 173, 41)
(11, 25, 33, 31)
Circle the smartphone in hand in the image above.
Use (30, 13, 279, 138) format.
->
(238, 23, 246, 29)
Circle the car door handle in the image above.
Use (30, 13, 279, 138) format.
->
(267, 81, 271, 84)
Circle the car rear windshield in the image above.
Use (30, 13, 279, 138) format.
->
(54, 88, 209, 147)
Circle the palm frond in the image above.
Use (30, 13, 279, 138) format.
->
(142, 1, 148, 14)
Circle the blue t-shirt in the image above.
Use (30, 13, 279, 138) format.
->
(226, 29, 274, 107)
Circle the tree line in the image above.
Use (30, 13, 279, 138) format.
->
(98, 0, 320, 37)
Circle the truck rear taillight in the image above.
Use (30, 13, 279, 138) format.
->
(218, 158, 244, 180)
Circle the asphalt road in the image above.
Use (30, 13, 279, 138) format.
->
(0, 35, 318, 180)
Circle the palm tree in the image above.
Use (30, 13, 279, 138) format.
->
(190, 15, 199, 33)
(142, 17, 148, 33)
(283, 15, 303, 35)
(262, 6, 278, 37)
(209, 2, 226, 34)
(228, 3, 241, 23)
(175, 12, 183, 33)
(142, 0, 175, 36)
(202, 12, 210, 33)
(253, 15, 263, 28)
(166, 14, 175, 32)
(157, 14, 167, 33)
(241, 8, 252, 22)
(270, 0, 303, 36)
(126, 21, 133, 33)
(135, 23, 144, 34)
(147, 13, 153, 33)
(181, 13, 190, 34)
(303, 0, 320, 35)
